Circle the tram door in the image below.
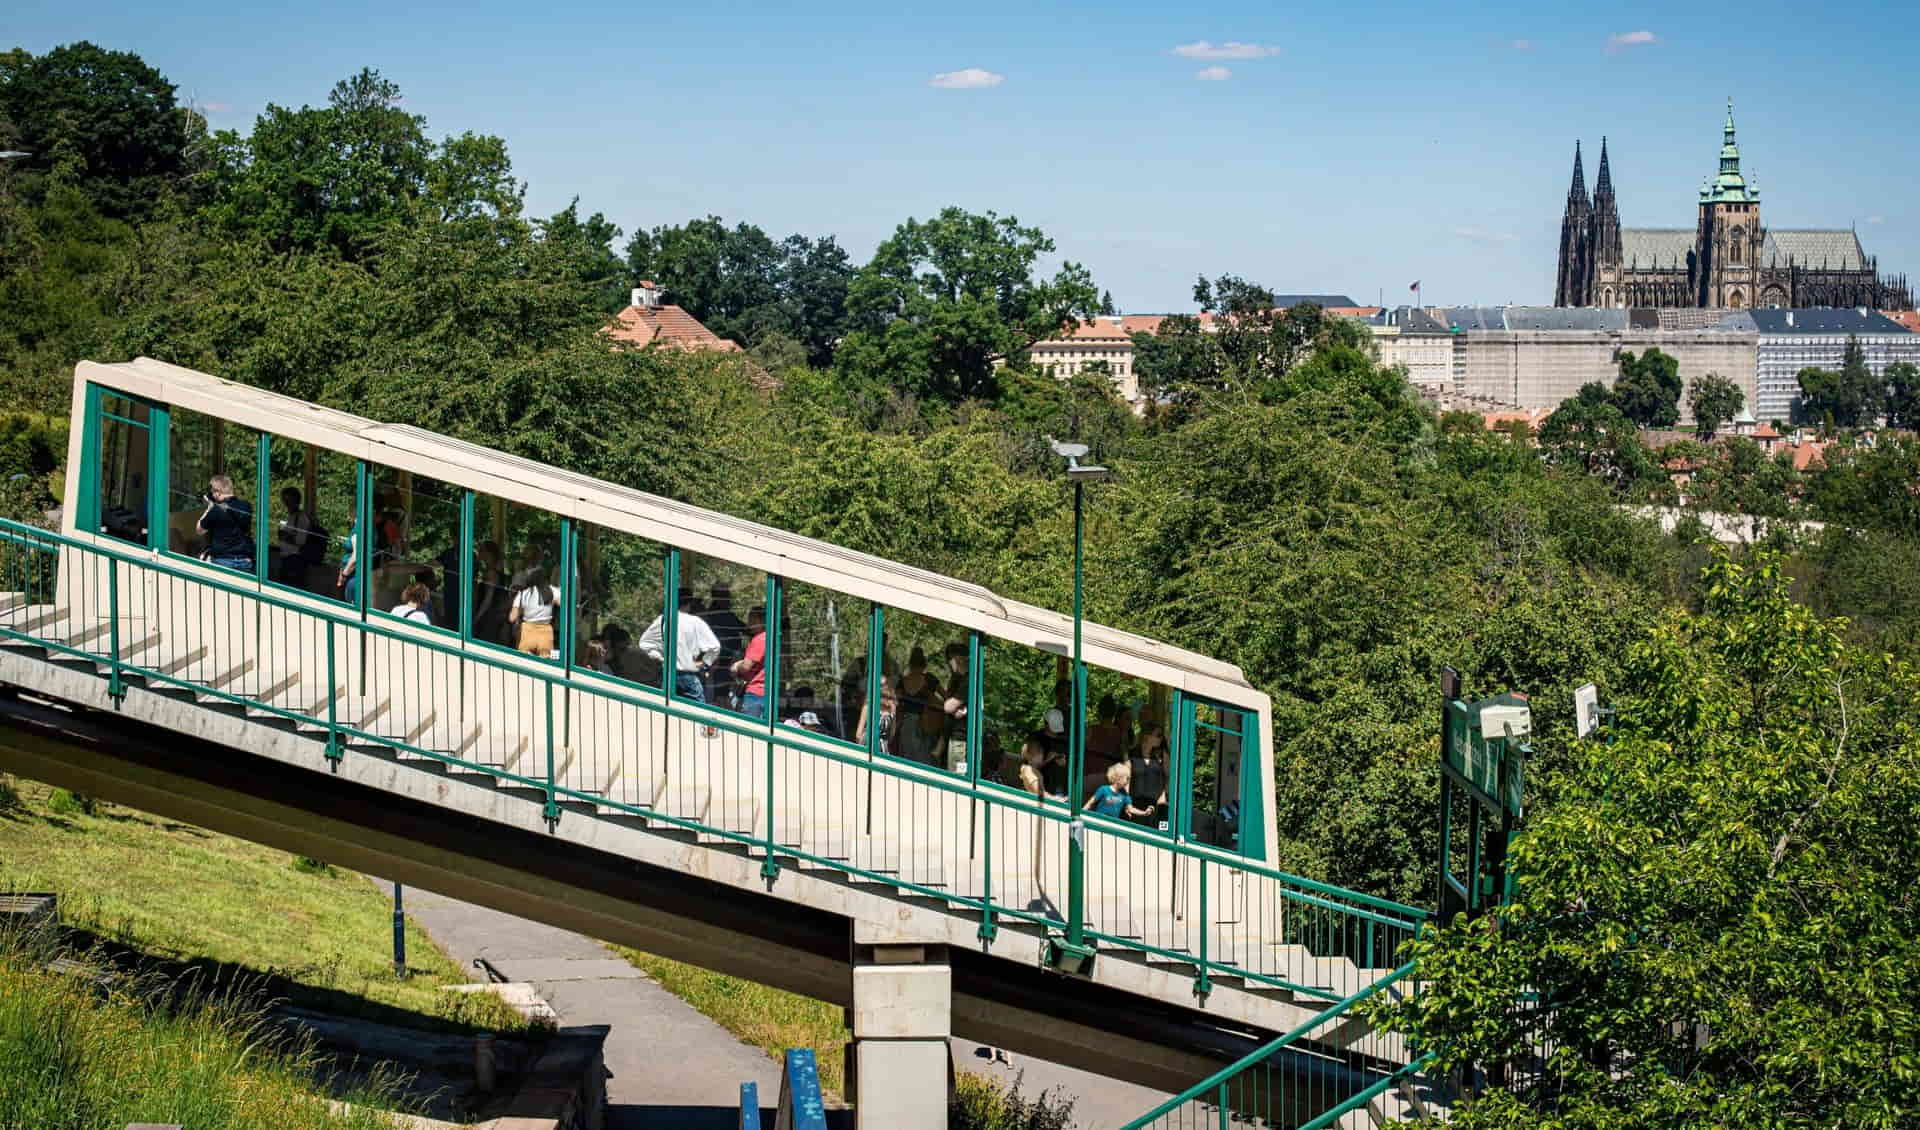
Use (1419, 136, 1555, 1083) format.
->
(1176, 698, 1256, 857)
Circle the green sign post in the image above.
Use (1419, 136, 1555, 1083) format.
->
(1436, 668, 1530, 922)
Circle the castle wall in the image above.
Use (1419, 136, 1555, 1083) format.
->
(1459, 329, 1758, 423)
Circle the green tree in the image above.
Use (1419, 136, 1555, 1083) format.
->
(1378, 551, 1920, 1129)
(1881, 360, 1919, 430)
(1686, 372, 1743, 438)
(205, 69, 517, 259)
(1609, 348, 1682, 428)
(1537, 384, 1654, 491)
(0, 42, 190, 218)
(1796, 336, 1882, 429)
(623, 220, 852, 364)
(1805, 433, 1920, 540)
(623, 216, 782, 341)
(540, 199, 626, 313)
(836, 207, 1099, 404)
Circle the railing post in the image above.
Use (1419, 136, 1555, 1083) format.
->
(105, 558, 124, 701)
(324, 626, 341, 764)
(1195, 857, 1211, 1000)
(978, 799, 997, 944)
(1217, 1081, 1229, 1130)
(761, 575, 782, 882)
(543, 680, 560, 828)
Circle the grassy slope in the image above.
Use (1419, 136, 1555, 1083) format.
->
(0, 776, 523, 1034)
(0, 940, 408, 1130)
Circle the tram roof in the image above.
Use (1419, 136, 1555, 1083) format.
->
(77, 358, 1256, 697)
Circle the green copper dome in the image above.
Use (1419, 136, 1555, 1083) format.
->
(1700, 98, 1757, 204)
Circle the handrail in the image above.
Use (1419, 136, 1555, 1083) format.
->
(0, 516, 1428, 1006)
(1117, 960, 1421, 1129)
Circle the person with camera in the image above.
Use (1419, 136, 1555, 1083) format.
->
(196, 474, 255, 574)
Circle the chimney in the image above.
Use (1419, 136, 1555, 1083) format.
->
(631, 281, 661, 309)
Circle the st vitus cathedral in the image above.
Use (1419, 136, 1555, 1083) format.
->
(1554, 102, 1910, 310)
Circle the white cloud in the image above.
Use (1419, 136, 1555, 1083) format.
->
(1172, 41, 1279, 60)
(928, 68, 1004, 90)
(1606, 30, 1658, 52)
(202, 100, 232, 113)
(1867, 215, 1885, 225)
(1509, 39, 1535, 51)
(1452, 225, 1517, 246)
(1194, 66, 1232, 81)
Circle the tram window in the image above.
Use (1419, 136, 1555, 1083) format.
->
(1185, 702, 1249, 852)
(660, 550, 763, 712)
(265, 439, 355, 599)
(979, 644, 1059, 795)
(471, 493, 564, 659)
(367, 466, 461, 631)
(777, 578, 870, 745)
(94, 394, 151, 546)
(166, 407, 262, 572)
(575, 523, 667, 691)
(878, 608, 973, 773)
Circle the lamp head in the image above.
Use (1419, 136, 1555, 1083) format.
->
(1067, 464, 1111, 483)
(1047, 438, 1089, 460)
(0, 151, 30, 161)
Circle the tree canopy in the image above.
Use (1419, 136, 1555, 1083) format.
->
(836, 207, 1100, 404)
(1609, 347, 1682, 428)
(0, 42, 192, 218)
(1379, 552, 1920, 1129)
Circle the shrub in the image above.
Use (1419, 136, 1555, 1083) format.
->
(46, 789, 95, 817)
(950, 1071, 1076, 1130)
(291, 855, 336, 877)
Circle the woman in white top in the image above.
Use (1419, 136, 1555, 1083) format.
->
(509, 567, 561, 657)
(391, 581, 434, 624)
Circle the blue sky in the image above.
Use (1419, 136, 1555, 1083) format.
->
(11, 0, 1918, 310)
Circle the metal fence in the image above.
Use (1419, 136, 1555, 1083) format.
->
(0, 518, 1428, 1021)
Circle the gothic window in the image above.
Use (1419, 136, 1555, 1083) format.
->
(1729, 227, 1743, 264)
(1603, 287, 1614, 306)
(1728, 289, 1746, 309)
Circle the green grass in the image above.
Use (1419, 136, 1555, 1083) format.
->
(0, 923, 411, 1130)
(0, 775, 529, 1036)
(614, 946, 853, 1098)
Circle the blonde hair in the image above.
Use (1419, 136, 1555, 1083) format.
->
(1107, 761, 1130, 789)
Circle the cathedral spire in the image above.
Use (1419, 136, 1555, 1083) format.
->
(1591, 136, 1622, 270)
(1566, 140, 1589, 209)
(1555, 141, 1594, 306)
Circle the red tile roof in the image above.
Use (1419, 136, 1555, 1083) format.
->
(1882, 309, 1920, 334)
(1326, 306, 1383, 318)
(606, 303, 745, 353)
(1788, 440, 1829, 472)
(1752, 423, 1781, 440)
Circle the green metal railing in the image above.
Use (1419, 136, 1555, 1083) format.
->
(1119, 961, 1436, 1129)
(0, 518, 1429, 1022)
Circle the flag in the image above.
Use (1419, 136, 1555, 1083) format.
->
(1409, 280, 1421, 291)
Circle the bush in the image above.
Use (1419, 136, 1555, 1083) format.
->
(291, 855, 336, 877)
(46, 788, 95, 817)
(950, 1072, 1076, 1130)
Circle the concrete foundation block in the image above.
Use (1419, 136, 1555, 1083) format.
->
(852, 1039, 950, 1130)
(851, 963, 952, 1040)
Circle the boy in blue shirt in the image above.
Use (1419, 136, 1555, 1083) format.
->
(1084, 761, 1131, 819)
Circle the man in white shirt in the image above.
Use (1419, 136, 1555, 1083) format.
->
(639, 590, 722, 704)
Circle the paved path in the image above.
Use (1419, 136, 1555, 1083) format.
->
(371, 877, 787, 1129)
(377, 877, 1174, 1128)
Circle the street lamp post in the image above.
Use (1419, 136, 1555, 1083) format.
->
(1047, 438, 1109, 975)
